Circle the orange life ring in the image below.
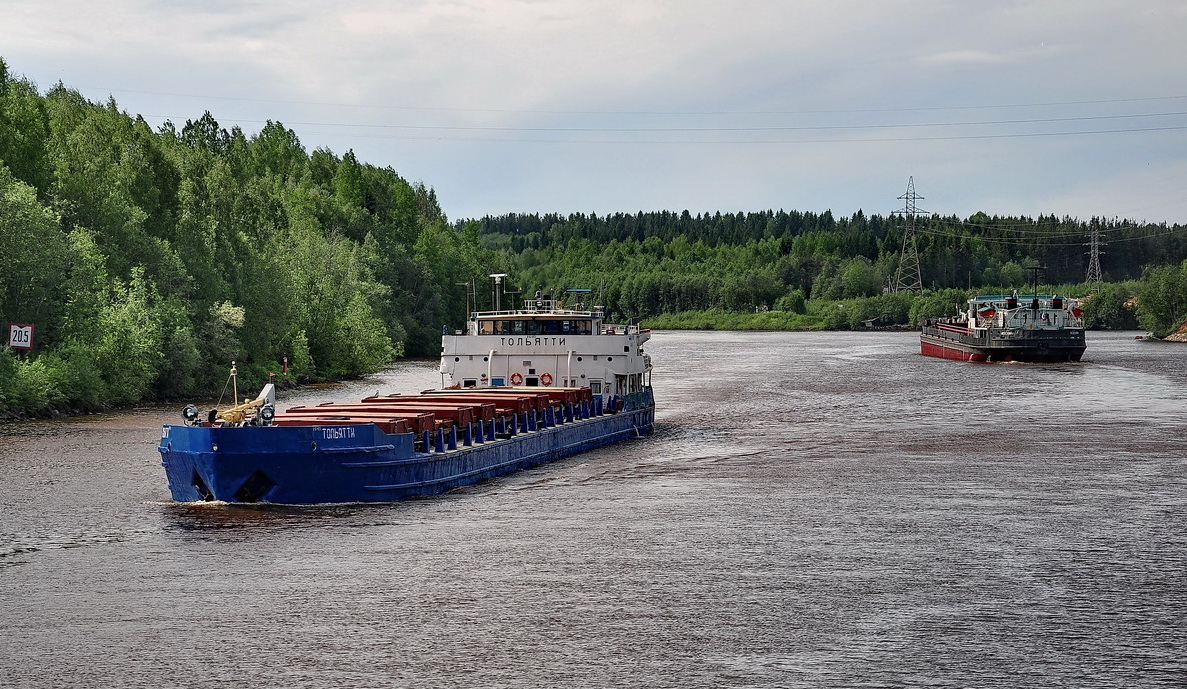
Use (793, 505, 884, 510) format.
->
(540, 372, 553, 386)
(510, 372, 523, 386)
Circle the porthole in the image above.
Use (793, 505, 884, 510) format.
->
(577, 356, 583, 361)
(607, 356, 613, 361)
(311, 442, 318, 451)
(454, 357, 460, 362)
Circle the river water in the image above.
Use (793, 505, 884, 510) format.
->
(1, 331, 1184, 688)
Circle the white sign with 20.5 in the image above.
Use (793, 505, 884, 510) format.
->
(7, 323, 34, 350)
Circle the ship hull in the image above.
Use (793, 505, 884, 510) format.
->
(920, 328, 1085, 363)
(160, 390, 654, 504)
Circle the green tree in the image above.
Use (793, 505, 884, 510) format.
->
(999, 261, 1027, 289)
(838, 256, 880, 298)
(0, 167, 66, 343)
(108, 270, 166, 401)
(1081, 282, 1138, 330)
(0, 61, 52, 192)
(774, 289, 807, 314)
(908, 289, 968, 326)
(1137, 261, 1187, 336)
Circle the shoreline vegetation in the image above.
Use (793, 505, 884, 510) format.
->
(1, 57, 1186, 419)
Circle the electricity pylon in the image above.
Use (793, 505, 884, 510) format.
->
(1085, 225, 1105, 285)
(893, 177, 925, 293)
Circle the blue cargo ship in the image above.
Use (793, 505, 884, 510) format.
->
(159, 284, 655, 504)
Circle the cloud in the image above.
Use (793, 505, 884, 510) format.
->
(921, 50, 1018, 66)
(3, 0, 1187, 223)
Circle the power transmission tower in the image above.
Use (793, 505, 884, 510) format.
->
(1085, 224, 1105, 286)
(893, 177, 925, 293)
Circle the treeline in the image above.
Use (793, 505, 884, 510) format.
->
(465, 209, 1187, 333)
(0, 59, 495, 415)
(472, 210, 1187, 290)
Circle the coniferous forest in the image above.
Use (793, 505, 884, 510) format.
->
(2, 58, 1187, 416)
(469, 209, 1187, 334)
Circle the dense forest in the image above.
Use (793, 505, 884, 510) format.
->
(468, 210, 1187, 329)
(0, 59, 499, 415)
(2, 57, 1187, 417)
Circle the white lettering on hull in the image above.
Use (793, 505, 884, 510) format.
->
(322, 426, 358, 440)
(499, 337, 566, 347)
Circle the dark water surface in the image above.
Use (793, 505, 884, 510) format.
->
(2, 331, 1184, 688)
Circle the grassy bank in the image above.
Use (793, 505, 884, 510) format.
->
(645, 309, 826, 331)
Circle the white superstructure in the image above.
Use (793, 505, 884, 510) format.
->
(440, 293, 652, 402)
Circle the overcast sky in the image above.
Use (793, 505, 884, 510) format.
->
(5, 1, 1187, 224)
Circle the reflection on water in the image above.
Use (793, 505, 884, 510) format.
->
(165, 501, 359, 530)
(160, 499, 430, 534)
(1, 331, 1184, 688)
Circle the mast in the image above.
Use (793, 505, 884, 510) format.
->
(1028, 265, 1045, 310)
(490, 273, 507, 311)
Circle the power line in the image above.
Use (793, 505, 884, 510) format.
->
(147, 110, 1187, 134)
(179, 122, 1187, 145)
(912, 221, 1186, 246)
(944, 218, 1126, 238)
(64, 82, 1187, 117)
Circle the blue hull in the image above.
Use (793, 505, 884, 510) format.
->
(159, 390, 654, 504)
